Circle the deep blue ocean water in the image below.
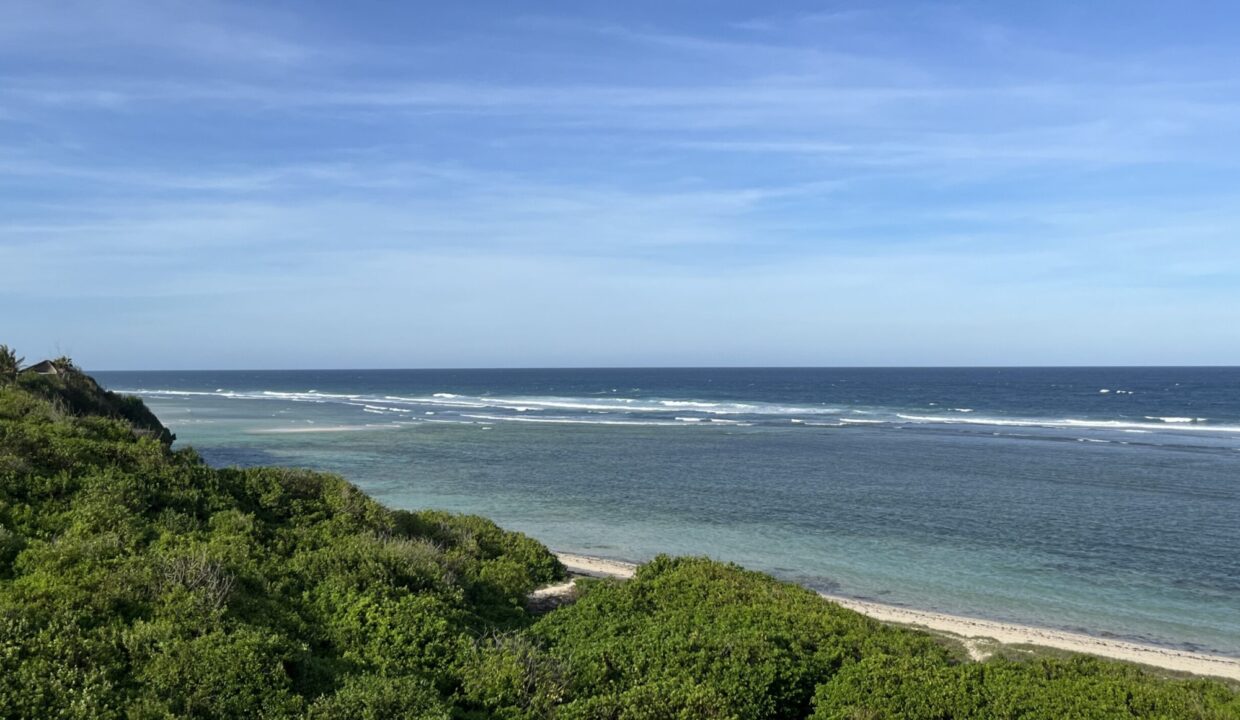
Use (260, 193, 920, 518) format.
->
(94, 367, 1240, 655)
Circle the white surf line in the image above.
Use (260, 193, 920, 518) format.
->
(549, 552, 1240, 681)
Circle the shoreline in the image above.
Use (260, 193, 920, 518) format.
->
(553, 552, 1240, 682)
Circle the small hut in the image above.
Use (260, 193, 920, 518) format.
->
(24, 360, 61, 376)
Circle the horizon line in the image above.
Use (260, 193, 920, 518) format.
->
(89, 364, 1240, 372)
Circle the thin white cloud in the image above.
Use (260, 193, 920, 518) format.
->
(0, 0, 313, 68)
(4, 3, 1240, 365)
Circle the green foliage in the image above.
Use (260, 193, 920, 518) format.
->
(127, 625, 305, 718)
(307, 674, 452, 720)
(459, 633, 568, 719)
(0, 345, 21, 383)
(0, 365, 562, 718)
(0, 356, 1236, 719)
(531, 556, 951, 719)
(810, 653, 1240, 720)
(557, 678, 738, 720)
(14, 356, 175, 444)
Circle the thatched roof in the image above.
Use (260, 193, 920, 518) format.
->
(23, 360, 60, 375)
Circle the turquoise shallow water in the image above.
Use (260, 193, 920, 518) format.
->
(95, 368, 1240, 655)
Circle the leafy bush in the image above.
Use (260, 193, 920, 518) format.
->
(0, 345, 21, 383)
(15, 359, 174, 444)
(0, 363, 562, 718)
(810, 653, 1240, 720)
(531, 556, 951, 719)
(307, 674, 451, 720)
(459, 633, 568, 719)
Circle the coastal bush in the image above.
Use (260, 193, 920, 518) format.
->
(810, 653, 1240, 719)
(0, 361, 562, 718)
(458, 633, 568, 719)
(15, 357, 174, 444)
(530, 555, 952, 719)
(306, 673, 451, 720)
(127, 625, 305, 718)
(0, 345, 20, 383)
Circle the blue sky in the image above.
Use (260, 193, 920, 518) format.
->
(3, 1, 1238, 368)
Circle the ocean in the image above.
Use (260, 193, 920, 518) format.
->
(93, 367, 1240, 656)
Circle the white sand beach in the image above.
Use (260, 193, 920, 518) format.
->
(551, 552, 1240, 682)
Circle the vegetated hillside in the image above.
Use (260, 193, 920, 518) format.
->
(0, 358, 561, 719)
(7, 355, 174, 445)
(0, 355, 1236, 719)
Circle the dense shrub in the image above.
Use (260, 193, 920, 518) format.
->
(16, 358, 174, 444)
(0, 364, 562, 718)
(531, 556, 951, 719)
(459, 633, 569, 719)
(810, 653, 1240, 720)
(307, 674, 452, 720)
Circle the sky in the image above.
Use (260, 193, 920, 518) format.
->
(2, 1, 1239, 369)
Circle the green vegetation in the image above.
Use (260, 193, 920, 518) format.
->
(11, 355, 174, 444)
(1, 357, 1237, 718)
(811, 654, 1239, 720)
(0, 360, 560, 718)
(0, 345, 21, 383)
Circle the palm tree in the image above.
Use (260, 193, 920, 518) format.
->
(0, 345, 23, 383)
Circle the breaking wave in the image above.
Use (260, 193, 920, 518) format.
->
(119, 387, 1240, 439)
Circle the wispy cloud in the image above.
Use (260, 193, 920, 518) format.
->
(0, 0, 314, 68)
(3, 1, 1240, 366)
